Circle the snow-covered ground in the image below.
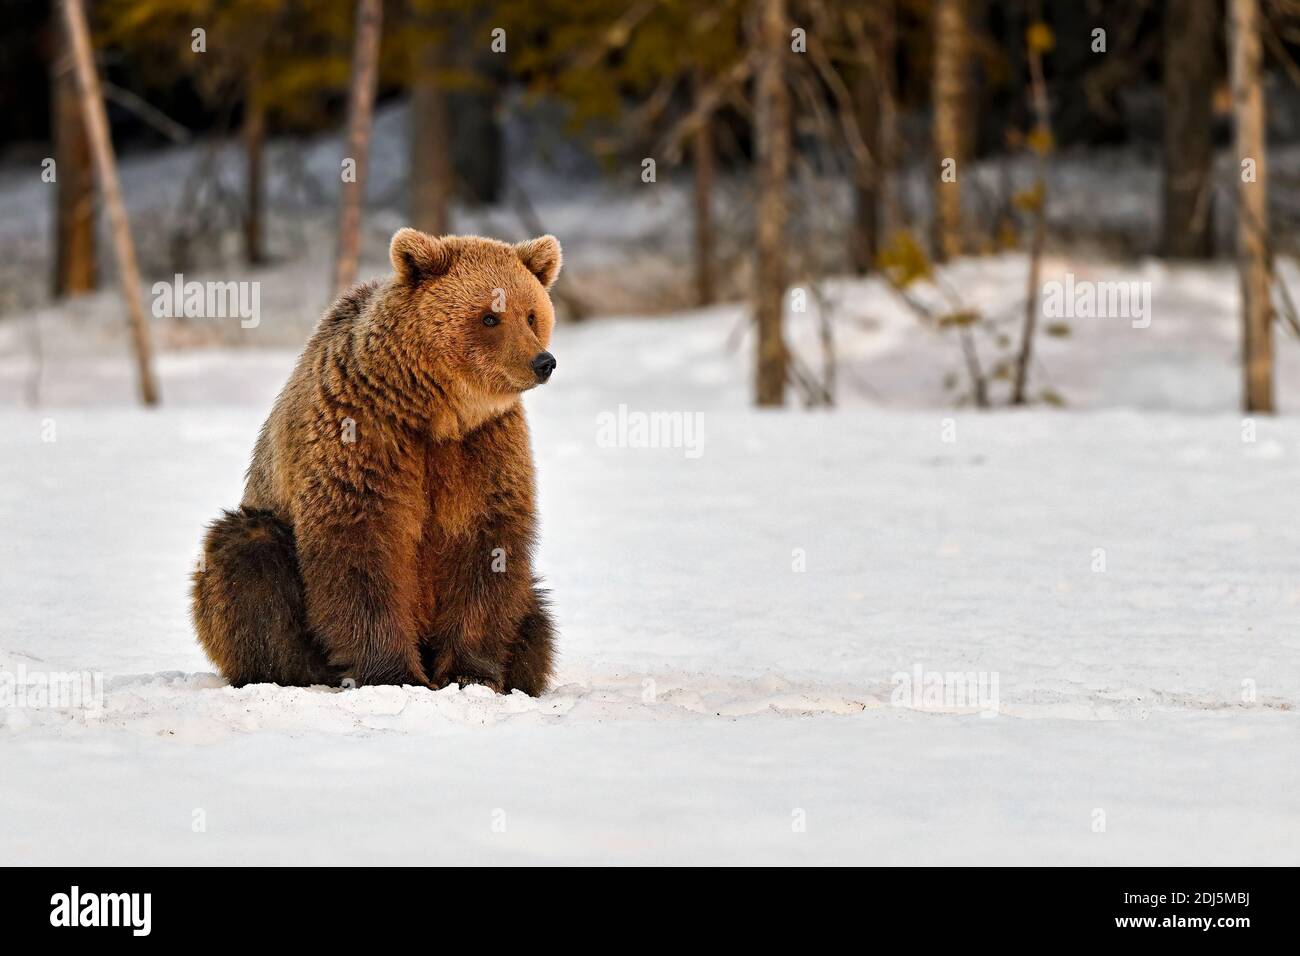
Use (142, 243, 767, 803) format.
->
(7, 250, 1300, 411)
(3, 275, 1300, 863)
(3, 92, 1300, 863)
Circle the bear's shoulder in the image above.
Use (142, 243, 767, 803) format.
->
(319, 280, 382, 336)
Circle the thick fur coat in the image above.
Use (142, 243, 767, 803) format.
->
(192, 230, 561, 695)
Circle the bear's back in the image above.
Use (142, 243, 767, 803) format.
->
(242, 280, 385, 515)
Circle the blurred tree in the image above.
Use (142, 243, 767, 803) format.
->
(754, 0, 790, 406)
(333, 0, 384, 297)
(1011, 12, 1053, 406)
(62, 0, 159, 406)
(1230, 0, 1273, 411)
(408, 0, 453, 235)
(399, 0, 510, 229)
(932, 0, 969, 261)
(51, 10, 97, 296)
(691, 68, 716, 305)
(449, 53, 506, 206)
(97, 0, 356, 267)
(1162, 0, 1218, 258)
(491, 0, 746, 308)
(847, 0, 894, 274)
(401, 0, 508, 214)
(244, 52, 267, 264)
(680, 5, 746, 309)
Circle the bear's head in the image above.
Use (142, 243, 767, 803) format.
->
(387, 228, 562, 398)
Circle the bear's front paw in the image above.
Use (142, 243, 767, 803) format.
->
(352, 652, 430, 689)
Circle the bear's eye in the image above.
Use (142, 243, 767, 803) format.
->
(482, 313, 500, 327)
(527, 312, 536, 327)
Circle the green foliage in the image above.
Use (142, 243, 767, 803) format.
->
(877, 230, 933, 289)
(93, 0, 747, 145)
(96, 0, 355, 129)
(1025, 126, 1054, 156)
(1026, 22, 1054, 55)
(938, 310, 978, 328)
(1012, 182, 1045, 213)
(490, 0, 746, 132)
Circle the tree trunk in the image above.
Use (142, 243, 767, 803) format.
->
(1230, 0, 1273, 412)
(754, 0, 789, 407)
(243, 56, 267, 266)
(1162, 0, 1216, 258)
(692, 70, 715, 306)
(849, 60, 880, 274)
(450, 15, 504, 207)
(61, 0, 158, 406)
(450, 82, 504, 204)
(332, 0, 384, 298)
(410, 21, 452, 235)
(1011, 11, 1052, 407)
(963, 0, 988, 160)
(932, 0, 966, 262)
(877, 0, 899, 238)
(51, 9, 96, 297)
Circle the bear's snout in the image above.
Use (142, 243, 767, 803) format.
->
(531, 351, 557, 383)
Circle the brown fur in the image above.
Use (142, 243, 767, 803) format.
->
(192, 230, 561, 695)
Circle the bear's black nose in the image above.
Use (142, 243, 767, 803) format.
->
(531, 352, 557, 382)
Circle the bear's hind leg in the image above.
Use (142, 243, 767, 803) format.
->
(503, 583, 556, 697)
(192, 508, 336, 687)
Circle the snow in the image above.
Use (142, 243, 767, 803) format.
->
(0, 101, 723, 321)
(3, 296, 1299, 863)
(3, 96, 1299, 865)
(6, 706, 1294, 865)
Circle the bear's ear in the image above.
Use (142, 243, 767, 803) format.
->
(514, 235, 563, 289)
(390, 228, 455, 284)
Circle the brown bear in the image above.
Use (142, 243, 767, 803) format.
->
(191, 229, 561, 695)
